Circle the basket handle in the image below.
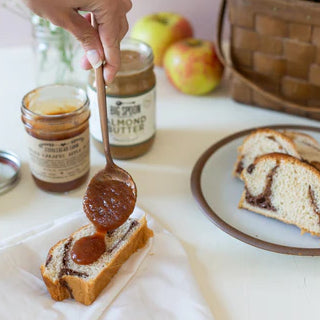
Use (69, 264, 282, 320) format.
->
(216, 0, 320, 114)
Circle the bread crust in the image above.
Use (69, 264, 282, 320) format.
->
(248, 153, 320, 179)
(41, 216, 153, 305)
(284, 131, 320, 171)
(283, 131, 319, 146)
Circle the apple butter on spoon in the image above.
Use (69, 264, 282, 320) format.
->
(71, 15, 137, 265)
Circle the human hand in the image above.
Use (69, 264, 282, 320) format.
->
(24, 0, 132, 84)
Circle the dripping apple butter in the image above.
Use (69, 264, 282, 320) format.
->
(71, 172, 136, 265)
(83, 176, 136, 232)
(71, 233, 106, 265)
(21, 85, 90, 192)
(88, 38, 156, 159)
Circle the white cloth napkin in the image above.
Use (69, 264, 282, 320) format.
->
(0, 207, 213, 320)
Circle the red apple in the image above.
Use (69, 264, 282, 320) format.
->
(163, 38, 224, 95)
(131, 12, 193, 66)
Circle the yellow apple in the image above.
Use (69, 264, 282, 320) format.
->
(131, 12, 193, 67)
(163, 38, 224, 95)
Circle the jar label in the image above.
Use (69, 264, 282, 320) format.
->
(26, 129, 90, 183)
(88, 86, 156, 146)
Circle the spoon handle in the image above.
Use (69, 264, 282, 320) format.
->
(91, 13, 114, 166)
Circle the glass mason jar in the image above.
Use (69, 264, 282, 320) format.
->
(87, 38, 156, 159)
(21, 85, 90, 192)
(32, 17, 88, 88)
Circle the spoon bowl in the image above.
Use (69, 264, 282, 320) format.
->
(83, 164, 137, 232)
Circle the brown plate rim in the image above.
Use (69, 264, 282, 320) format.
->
(191, 124, 320, 256)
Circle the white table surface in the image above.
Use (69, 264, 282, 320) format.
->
(1, 46, 320, 320)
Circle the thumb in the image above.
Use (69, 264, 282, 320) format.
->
(65, 11, 104, 69)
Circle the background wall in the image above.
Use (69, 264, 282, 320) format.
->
(0, 0, 222, 48)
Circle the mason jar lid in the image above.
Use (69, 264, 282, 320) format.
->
(0, 150, 21, 195)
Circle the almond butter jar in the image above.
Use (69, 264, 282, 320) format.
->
(88, 38, 156, 159)
(21, 85, 90, 192)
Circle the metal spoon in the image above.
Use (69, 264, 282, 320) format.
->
(83, 14, 137, 232)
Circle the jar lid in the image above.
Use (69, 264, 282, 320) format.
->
(0, 150, 21, 195)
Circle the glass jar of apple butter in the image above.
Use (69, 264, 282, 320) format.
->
(21, 85, 90, 192)
(87, 38, 156, 159)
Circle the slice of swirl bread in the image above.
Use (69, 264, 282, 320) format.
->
(41, 216, 153, 305)
(239, 153, 320, 236)
(234, 129, 320, 178)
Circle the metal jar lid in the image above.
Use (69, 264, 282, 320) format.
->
(0, 150, 21, 195)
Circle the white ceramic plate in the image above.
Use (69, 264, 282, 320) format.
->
(191, 125, 320, 255)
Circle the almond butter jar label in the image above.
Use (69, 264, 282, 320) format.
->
(26, 128, 90, 183)
(88, 87, 156, 146)
(87, 38, 156, 159)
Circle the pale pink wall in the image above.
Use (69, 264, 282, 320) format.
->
(0, 0, 221, 47)
(0, 6, 32, 47)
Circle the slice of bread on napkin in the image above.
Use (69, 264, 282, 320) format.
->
(234, 129, 320, 178)
(41, 215, 153, 305)
(239, 153, 320, 236)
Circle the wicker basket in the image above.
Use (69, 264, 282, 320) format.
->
(216, 0, 320, 120)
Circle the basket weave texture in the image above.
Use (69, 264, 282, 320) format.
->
(228, 0, 320, 120)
